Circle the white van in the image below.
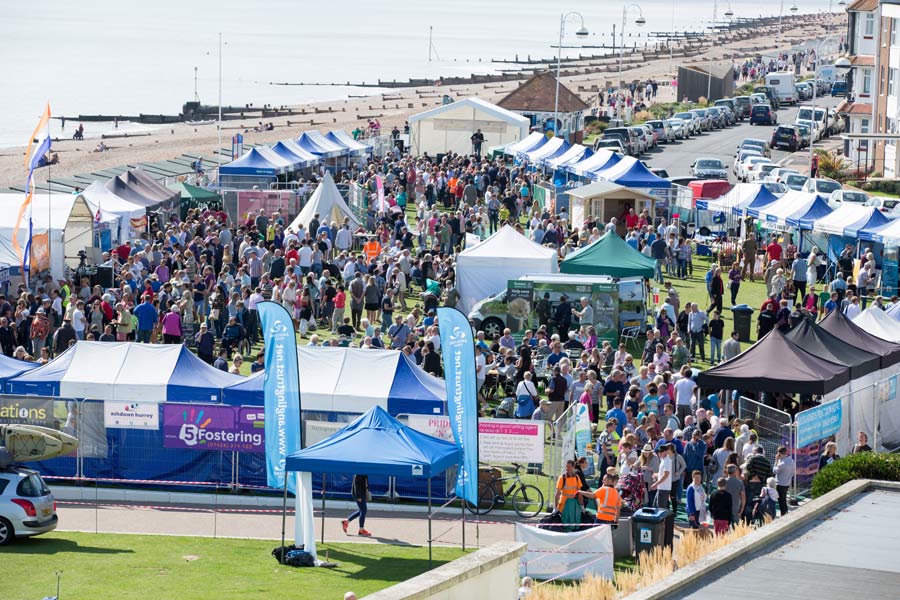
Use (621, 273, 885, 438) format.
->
(765, 72, 797, 105)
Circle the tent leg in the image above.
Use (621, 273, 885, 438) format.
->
(321, 474, 326, 546)
(428, 478, 433, 570)
(461, 491, 466, 552)
(280, 476, 289, 564)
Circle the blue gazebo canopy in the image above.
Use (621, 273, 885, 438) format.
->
(285, 406, 460, 477)
(220, 147, 292, 176)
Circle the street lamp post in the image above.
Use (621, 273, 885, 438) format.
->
(618, 4, 647, 92)
(554, 12, 589, 139)
(217, 32, 223, 188)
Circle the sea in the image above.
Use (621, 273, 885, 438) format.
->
(0, 0, 838, 149)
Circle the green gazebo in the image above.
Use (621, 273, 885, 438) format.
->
(168, 182, 223, 219)
(560, 232, 656, 278)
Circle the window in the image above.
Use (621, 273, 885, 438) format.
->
(890, 68, 898, 97)
(866, 12, 876, 37)
(863, 69, 872, 95)
(862, 118, 870, 150)
(892, 19, 898, 47)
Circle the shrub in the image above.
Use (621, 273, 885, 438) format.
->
(811, 452, 900, 498)
(815, 149, 847, 182)
(698, 96, 708, 107)
(585, 120, 608, 135)
(633, 110, 653, 124)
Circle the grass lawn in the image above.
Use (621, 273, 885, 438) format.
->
(3, 532, 466, 600)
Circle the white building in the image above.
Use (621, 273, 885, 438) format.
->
(840, 0, 878, 170)
(877, 0, 900, 176)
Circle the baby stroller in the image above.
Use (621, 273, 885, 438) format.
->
(617, 471, 645, 515)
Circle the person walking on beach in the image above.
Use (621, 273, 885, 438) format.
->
(342, 474, 372, 537)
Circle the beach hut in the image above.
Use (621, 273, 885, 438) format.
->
(564, 182, 656, 234)
(287, 171, 360, 231)
(408, 97, 529, 157)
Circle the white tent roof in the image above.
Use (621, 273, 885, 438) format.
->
(0, 193, 78, 279)
(866, 217, 900, 245)
(287, 171, 360, 232)
(79, 181, 146, 220)
(409, 97, 529, 128)
(546, 144, 590, 170)
(701, 183, 764, 212)
(754, 190, 819, 224)
(886, 302, 900, 321)
(524, 137, 566, 162)
(456, 224, 558, 313)
(566, 150, 619, 177)
(853, 307, 900, 343)
(811, 203, 877, 236)
(503, 132, 546, 155)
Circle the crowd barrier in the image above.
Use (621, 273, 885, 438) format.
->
(2, 396, 449, 503)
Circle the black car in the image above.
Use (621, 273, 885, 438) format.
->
(771, 125, 800, 152)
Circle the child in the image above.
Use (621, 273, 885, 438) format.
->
(708, 476, 733, 535)
(685, 470, 707, 529)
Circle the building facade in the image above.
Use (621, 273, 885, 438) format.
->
(840, 0, 878, 171)
(876, 0, 900, 176)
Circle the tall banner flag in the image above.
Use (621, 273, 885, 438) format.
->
(23, 104, 51, 169)
(258, 301, 301, 494)
(437, 307, 478, 505)
(375, 175, 386, 213)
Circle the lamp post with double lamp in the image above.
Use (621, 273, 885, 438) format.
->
(779, 2, 799, 44)
(554, 12, 589, 140)
(807, 36, 849, 176)
(618, 4, 646, 93)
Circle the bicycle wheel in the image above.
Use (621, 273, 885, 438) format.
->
(511, 484, 545, 519)
(465, 482, 497, 515)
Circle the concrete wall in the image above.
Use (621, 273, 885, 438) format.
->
(364, 541, 527, 600)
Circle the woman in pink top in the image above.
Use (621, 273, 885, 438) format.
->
(160, 307, 183, 344)
(580, 382, 594, 422)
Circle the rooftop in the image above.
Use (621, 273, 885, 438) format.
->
(846, 0, 877, 12)
(496, 71, 589, 114)
(668, 487, 900, 600)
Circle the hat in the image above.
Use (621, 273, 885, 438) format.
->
(36, 308, 45, 314)
(200, 322, 208, 329)
(540, 399, 551, 405)
(642, 444, 653, 453)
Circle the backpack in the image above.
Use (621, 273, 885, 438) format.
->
(271, 544, 315, 567)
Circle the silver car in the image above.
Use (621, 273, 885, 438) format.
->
(0, 465, 57, 545)
(667, 118, 690, 140)
(674, 111, 702, 135)
(690, 109, 713, 131)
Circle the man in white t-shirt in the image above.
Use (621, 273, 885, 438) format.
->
(475, 345, 487, 398)
(297, 242, 313, 274)
(71, 301, 87, 340)
(650, 444, 673, 509)
(673, 370, 697, 426)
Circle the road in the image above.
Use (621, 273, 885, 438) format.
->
(640, 96, 843, 180)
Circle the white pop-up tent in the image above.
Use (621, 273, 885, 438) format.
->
(287, 171, 360, 231)
(79, 181, 147, 243)
(456, 224, 559, 314)
(0, 192, 117, 281)
(853, 307, 900, 343)
(408, 97, 529, 156)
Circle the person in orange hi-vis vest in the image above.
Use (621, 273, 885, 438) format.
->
(578, 472, 622, 524)
(555, 460, 581, 512)
(363, 237, 381, 263)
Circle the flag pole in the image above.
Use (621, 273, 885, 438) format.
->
(46, 105, 51, 289)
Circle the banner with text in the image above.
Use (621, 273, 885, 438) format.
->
(163, 404, 264, 452)
(0, 396, 58, 426)
(438, 307, 479, 505)
(796, 399, 842, 448)
(407, 415, 544, 464)
(103, 401, 159, 430)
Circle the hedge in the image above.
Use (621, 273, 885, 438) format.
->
(811, 452, 900, 498)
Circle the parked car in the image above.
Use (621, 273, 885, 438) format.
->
(795, 118, 822, 142)
(749, 92, 770, 107)
(593, 138, 627, 154)
(748, 162, 779, 182)
(783, 173, 809, 191)
(733, 95, 753, 118)
(793, 122, 812, 147)
(795, 82, 813, 101)
(771, 125, 801, 152)
(691, 157, 729, 180)
(802, 178, 842, 195)
(650, 167, 670, 179)
(738, 138, 771, 157)
(646, 119, 676, 144)
(737, 156, 772, 182)
(673, 111, 702, 135)
(602, 127, 637, 155)
(666, 118, 690, 140)
(750, 104, 777, 125)
(733, 148, 762, 174)
(762, 182, 787, 195)
(764, 167, 801, 184)
(828, 188, 870, 209)
(714, 98, 740, 122)
(0, 465, 58, 545)
(690, 109, 713, 131)
(753, 85, 780, 109)
(831, 81, 848, 97)
(630, 126, 650, 154)
(706, 107, 727, 128)
(868, 195, 900, 214)
(640, 124, 659, 149)
(668, 176, 701, 187)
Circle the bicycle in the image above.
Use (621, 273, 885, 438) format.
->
(466, 463, 545, 519)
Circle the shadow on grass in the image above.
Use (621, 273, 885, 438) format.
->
(10, 536, 135, 555)
(317, 544, 459, 582)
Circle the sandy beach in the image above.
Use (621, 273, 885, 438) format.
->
(0, 13, 842, 190)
